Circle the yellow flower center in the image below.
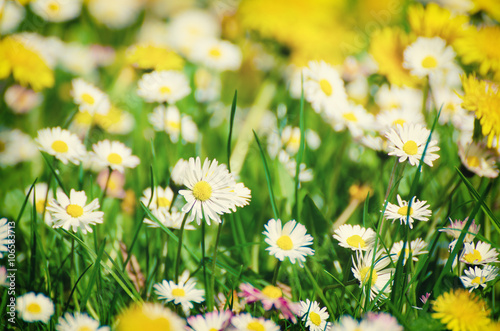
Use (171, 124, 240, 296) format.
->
(276, 235, 293, 250)
(319, 79, 333, 96)
(107, 153, 123, 165)
(81, 93, 95, 105)
(66, 204, 84, 218)
(27, 302, 42, 314)
(309, 311, 322, 326)
(48, 1, 60, 13)
(35, 199, 46, 214)
(165, 120, 181, 131)
(261, 285, 282, 299)
(397, 206, 414, 216)
(78, 327, 93, 331)
(346, 235, 366, 248)
(360, 266, 378, 286)
(464, 249, 482, 264)
(192, 181, 212, 201)
(209, 329, 218, 331)
(160, 86, 171, 94)
(471, 276, 485, 285)
(402, 140, 418, 155)
(342, 112, 358, 122)
(209, 47, 222, 58)
(157, 197, 171, 208)
(467, 156, 480, 168)
(393, 119, 406, 127)
(421, 56, 438, 69)
(51, 140, 69, 153)
(247, 321, 264, 331)
(171, 288, 185, 297)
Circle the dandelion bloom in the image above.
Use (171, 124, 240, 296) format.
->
(116, 303, 186, 331)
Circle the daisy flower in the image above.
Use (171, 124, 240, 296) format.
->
(143, 208, 195, 230)
(179, 157, 250, 225)
(375, 85, 422, 113)
(56, 312, 109, 331)
(116, 303, 186, 331)
(263, 218, 314, 267)
(46, 189, 104, 234)
(190, 38, 242, 71)
(171, 158, 188, 186)
(91, 140, 140, 173)
(16, 292, 54, 323)
(333, 224, 376, 251)
(375, 108, 425, 132)
(326, 102, 375, 138)
(384, 194, 432, 229)
(390, 238, 428, 264)
(27, 182, 54, 224)
(87, 0, 142, 29)
(460, 265, 499, 292)
(238, 283, 299, 321)
(230, 313, 280, 331)
(71, 78, 111, 116)
(403, 37, 456, 78)
(0, 129, 39, 166)
(0, 1, 25, 34)
(365, 312, 403, 331)
(299, 299, 331, 331)
(460, 241, 499, 265)
(385, 123, 440, 167)
(140, 186, 174, 212)
(148, 105, 198, 143)
(0, 218, 10, 258)
(30, 0, 82, 23)
(154, 271, 205, 314)
(458, 141, 499, 178)
(440, 217, 480, 243)
(352, 249, 394, 300)
(187, 310, 232, 331)
(35, 127, 86, 165)
(302, 60, 349, 114)
(137, 70, 191, 104)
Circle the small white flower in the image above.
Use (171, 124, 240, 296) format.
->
(263, 218, 314, 267)
(71, 78, 111, 115)
(458, 141, 499, 178)
(16, 292, 54, 323)
(91, 140, 140, 173)
(171, 158, 188, 186)
(352, 249, 393, 300)
(333, 224, 376, 251)
(154, 271, 205, 315)
(460, 265, 499, 292)
(31, 0, 82, 23)
(87, 0, 142, 29)
(0, 0, 25, 34)
(137, 70, 191, 104)
(390, 238, 428, 263)
(187, 310, 232, 331)
(46, 189, 104, 234)
(299, 299, 331, 331)
(143, 208, 195, 230)
(35, 127, 86, 165)
(326, 102, 375, 138)
(140, 186, 174, 212)
(374, 85, 422, 113)
(56, 312, 109, 331)
(230, 313, 280, 331)
(190, 38, 242, 71)
(403, 37, 456, 78)
(376, 108, 425, 132)
(384, 194, 432, 229)
(460, 241, 499, 265)
(148, 105, 198, 143)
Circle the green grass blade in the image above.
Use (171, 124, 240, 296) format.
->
(227, 90, 237, 172)
(81, 238, 107, 309)
(293, 79, 306, 222)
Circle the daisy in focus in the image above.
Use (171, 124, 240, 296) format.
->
(352, 249, 394, 300)
(230, 313, 280, 331)
(36, 127, 86, 165)
(116, 303, 186, 331)
(333, 224, 376, 251)
(56, 312, 109, 331)
(91, 140, 140, 173)
(46, 189, 104, 234)
(390, 238, 428, 264)
(299, 299, 331, 331)
(179, 157, 251, 225)
(385, 123, 440, 167)
(137, 70, 191, 104)
(187, 310, 232, 331)
(403, 37, 456, 78)
(460, 265, 499, 292)
(263, 218, 314, 267)
(154, 271, 205, 314)
(384, 194, 432, 229)
(460, 241, 499, 265)
(16, 292, 54, 323)
(71, 78, 111, 116)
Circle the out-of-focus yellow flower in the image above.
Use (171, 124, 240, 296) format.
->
(455, 26, 500, 78)
(472, 0, 500, 22)
(369, 27, 420, 87)
(460, 75, 500, 147)
(408, 3, 469, 47)
(0, 35, 54, 91)
(15, 0, 31, 5)
(126, 44, 185, 71)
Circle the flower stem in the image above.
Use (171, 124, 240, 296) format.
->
(272, 260, 282, 285)
(209, 220, 224, 311)
(174, 212, 189, 283)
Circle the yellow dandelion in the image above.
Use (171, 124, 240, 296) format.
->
(116, 303, 186, 331)
(455, 26, 500, 77)
(0, 35, 54, 91)
(369, 27, 421, 87)
(408, 3, 469, 47)
(126, 44, 184, 71)
(460, 75, 500, 147)
(432, 289, 491, 331)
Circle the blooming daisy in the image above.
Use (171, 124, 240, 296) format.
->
(87, 0, 142, 29)
(432, 289, 491, 331)
(30, 0, 82, 22)
(28, 182, 54, 224)
(143, 208, 195, 230)
(375, 85, 422, 113)
(187, 310, 232, 331)
(460, 241, 499, 265)
(116, 303, 186, 331)
(179, 157, 250, 225)
(365, 312, 403, 331)
(71, 78, 111, 116)
(440, 217, 480, 243)
(137, 70, 191, 104)
(263, 218, 314, 267)
(460, 265, 499, 292)
(194, 67, 221, 102)
(230, 313, 280, 331)
(376, 108, 425, 132)
(330, 315, 370, 331)
(299, 299, 330, 331)
(0, 218, 10, 258)
(94, 107, 135, 135)
(148, 105, 198, 143)
(16, 292, 54, 323)
(46, 189, 104, 234)
(432, 87, 471, 129)
(171, 158, 188, 186)
(384, 194, 432, 229)
(56, 312, 109, 331)
(302, 60, 349, 114)
(277, 150, 314, 183)
(390, 238, 428, 264)
(35, 127, 86, 165)
(140, 186, 174, 212)
(190, 38, 242, 71)
(238, 283, 299, 321)
(352, 249, 394, 300)
(403, 37, 456, 78)
(0, 129, 39, 166)
(333, 224, 376, 251)
(385, 123, 440, 167)
(458, 141, 499, 178)
(280, 126, 302, 156)
(91, 140, 140, 173)
(154, 271, 205, 314)
(326, 102, 375, 138)
(0, 0, 25, 34)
